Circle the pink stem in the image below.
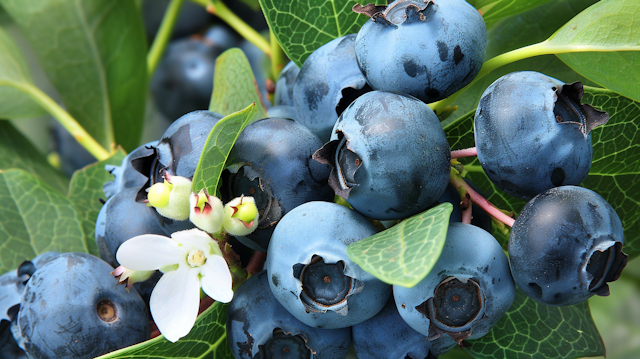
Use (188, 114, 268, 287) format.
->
(462, 201, 472, 225)
(449, 168, 515, 228)
(451, 147, 477, 159)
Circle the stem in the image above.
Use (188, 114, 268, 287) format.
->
(462, 200, 472, 225)
(206, 0, 271, 58)
(463, 165, 484, 173)
(451, 147, 477, 159)
(429, 40, 632, 115)
(0, 80, 110, 161)
(270, 29, 286, 80)
(147, 0, 185, 77)
(449, 167, 515, 228)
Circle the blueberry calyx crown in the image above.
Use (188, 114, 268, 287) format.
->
(313, 133, 362, 199)
(353, 0, 434, 26)
(415, 276, 485, 344)
(585, 241, 627, 297)
(259, 329, 312, 359)
(554, 81, 609, 136)
(292, 255, 364, 316)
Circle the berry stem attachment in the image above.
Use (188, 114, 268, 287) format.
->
(0, 80, 110, 161)
(217, 236, 250, 290)
(449, 167, 515, 228)
(197, 0, 272, 58)
(147, 0, 185, 77)
(451, 147, 477, 159)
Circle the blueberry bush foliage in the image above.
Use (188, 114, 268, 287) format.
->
(0, 0, 638, 358)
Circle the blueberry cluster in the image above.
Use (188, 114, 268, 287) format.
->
(2, 0, 629, 357)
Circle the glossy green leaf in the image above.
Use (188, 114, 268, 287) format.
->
(96, 302, 233, 359)
(192, 104, 257, 197)
(0, 26, 45, 119)
(444, 87, 640, 259)
(0, 0, 148, 152)
(443, 0, 599, 127)
(549, 0, 640, 102)
(467, 0, 555, 27)
(68, 149, 126, 257)
(259, 0, 385, 67)
(582, 87, 640, 260)
(464, 289, 605, 359)
(346, 203, 453, 287)
(0, 121, 69, 194)
(0, 169, 87, 275)
(209, 48, 267, 120)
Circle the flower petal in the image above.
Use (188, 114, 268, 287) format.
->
(200, 255, 234, 303)
(149, 265, 201, 342)
(171, 228, 217, 253)
(117, 234, 184, 271)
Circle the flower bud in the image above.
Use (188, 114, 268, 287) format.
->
(189, 189, 224, 233)
(149, 173, 192, 221)
(223, 196, 259, 236)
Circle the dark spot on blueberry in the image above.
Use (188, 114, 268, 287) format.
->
(404, 60, 419, 78)
(551, 168, 565, 187)
(528, 282, 542, 298)
(304, 82, 330, 111)
(454, 45, 464, 65)
(437, 41, 448, 62)
(271, 274, 280, 288)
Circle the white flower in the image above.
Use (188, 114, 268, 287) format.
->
(116, 228, 233, 342)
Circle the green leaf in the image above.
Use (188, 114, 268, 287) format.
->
(467, 0, 555, 27)
(209, 48, 267, 120)
(484, 0, 600, 59)
(548, 0, 640, 102)
(444, 87, 640, 258)
(0, 169, 87, 275)
(582, 87, 640, 260)
(96, 302, 233, 359)
(464, 289, 605, 359)
(192, 104, 258, 197)
(346, 203, 452, 287)
(0, 0, 148, 152)
(68, 149, 126, 257)
(0, 121, 69, 194)
(0, 26, 45, 119)
(259, 0, 385, 67)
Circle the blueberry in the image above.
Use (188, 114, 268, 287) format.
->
(224, 118, 333, 251)
(16, 253, 149, 359)
(509, 186, 627, 306)
(266, 202, 391, 329)
(266, 105, 297, 120)
(50, 121, 95, 176)
(132, 110, 223, 202)
(354, 0, 486, 103)
(102, 141, 158, 199)
(313, 91, 451, 220)
(204, 25, 240, 50)
(274, 61, 300, 107)
(142, 0, 213, 40)
(292, 34, 372, 142)
(95, 187, 185, 268)
(394, 223, 515, 343)
(227, 270, 351, 359)
(151, 38, 227, 120)
(474, 71, 609, 199)
(352, 297, 455, 359)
